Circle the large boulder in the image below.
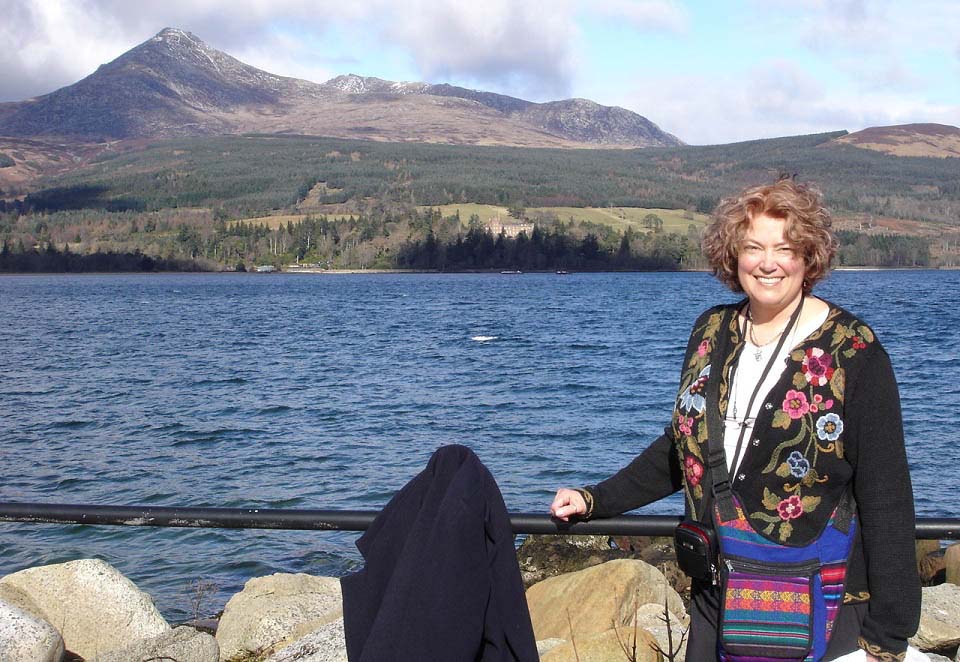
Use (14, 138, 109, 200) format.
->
(539, 626, 663, 662)
(0, 598, 64, 662)
(265, 617, 347, 662)
(611, 536, 690, 601)
(525, 559, 686, 642)
(92, 625, 218, 662)
(944, 543, 960, 586)
(216, 573, 342, 661)
(631, 602, 688, 661)
(517, 535, 689, 601)
(909, 583, 960, 652)
(517, 535, 617, 588)
(537, 638, 565, 657)
(0, 558, 169, 659)
(0, 583, 47, 621)
(917, 540, 945, 585)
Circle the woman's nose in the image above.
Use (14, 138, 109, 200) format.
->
(759, 249, 778, 270)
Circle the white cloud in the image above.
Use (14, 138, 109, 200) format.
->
(381, 0, 578, 99)
(231, 32, 336, 85)
(758, 0, 959, 95)
(0, 0, 582, 102)
(615, 58, 958, 145)
(0, 1, 135, 100)
(588, 0, 688, 33)
(2, 1, 956, 139)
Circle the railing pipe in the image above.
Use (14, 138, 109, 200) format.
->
(1, 502, 958, 539)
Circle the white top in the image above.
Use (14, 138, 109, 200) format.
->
(723, 307, 829, 475)
(830, 646, 929, 662)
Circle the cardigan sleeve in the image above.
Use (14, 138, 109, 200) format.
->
(581, 426, 683, 519)
(844, 344, 921, 660)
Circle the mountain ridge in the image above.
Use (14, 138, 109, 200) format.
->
(0, 28, 682, 148)
(828, 123, 960, 158)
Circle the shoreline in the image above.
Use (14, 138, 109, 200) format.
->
(2, 265, 954, 276)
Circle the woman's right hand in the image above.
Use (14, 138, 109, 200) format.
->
(550, 488, 587, 521)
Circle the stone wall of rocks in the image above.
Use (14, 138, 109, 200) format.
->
(0, 539, 958, 661)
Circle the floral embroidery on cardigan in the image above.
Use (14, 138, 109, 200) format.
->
(672, 311, 724, 514)
(672, 304, 878, 540)
(747, 310, 875, 542)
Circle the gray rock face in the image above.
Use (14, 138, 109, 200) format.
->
(91, 625, 218, 662)
(631, 602, 688, 661)
(0, 598, 65, 662)
(265, 617, 347, 662)
(910, 583, 960, 652)
(216, 573, 342, 661)
(525, 558, 687, 642)
(0, 558, 169, 660)
(0, 583, 47, 622)
(517, 98, 684, 147)
(945, 542, 960, 585)
(536, 638, 565, 657)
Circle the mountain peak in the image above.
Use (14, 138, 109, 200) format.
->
(127, 27, 226, 68)
(153, 27, 201, 43)
(118, 27, 263, 84)
(156, 27, 196, 38)
(0, 27, 682, 147)
(322, 74, 427, 96)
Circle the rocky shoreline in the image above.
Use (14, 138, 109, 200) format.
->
(1, 537, 958, 661)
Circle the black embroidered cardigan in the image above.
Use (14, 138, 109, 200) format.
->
(581, 301, 920, 661)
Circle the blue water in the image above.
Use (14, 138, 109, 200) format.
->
(1, 270, 957, 621)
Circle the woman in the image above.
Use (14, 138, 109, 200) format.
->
(551, 178, 920, 662)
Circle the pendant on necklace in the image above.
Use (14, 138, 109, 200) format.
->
(753, 346, 763, 361)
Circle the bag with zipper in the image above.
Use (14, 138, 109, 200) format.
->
(713, 493, 857, 661)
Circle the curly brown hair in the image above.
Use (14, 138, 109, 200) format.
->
(701, 178, 837, 293)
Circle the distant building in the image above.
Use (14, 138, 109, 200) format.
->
(488, 217, 534, 238)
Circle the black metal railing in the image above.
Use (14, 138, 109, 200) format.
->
(1, 502, 959, 539)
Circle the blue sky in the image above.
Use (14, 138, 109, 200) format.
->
(2, 0, 958, 144)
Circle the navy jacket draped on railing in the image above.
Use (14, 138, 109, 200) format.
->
(340, 444, 539, 662)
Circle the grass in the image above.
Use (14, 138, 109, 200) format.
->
(419, 204, 710, 234)
(238, 204, 710, 235)
(418, 203, 511, 223)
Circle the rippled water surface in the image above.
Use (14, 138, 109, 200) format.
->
(1, 270, 957, 620)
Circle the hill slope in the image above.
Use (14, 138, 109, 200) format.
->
(829, 123, 960, 158)
(11, 130, 958, 228)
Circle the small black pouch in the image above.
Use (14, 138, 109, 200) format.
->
(674, 519, 719, 583)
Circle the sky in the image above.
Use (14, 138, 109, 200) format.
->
(1, 0, 958, 145)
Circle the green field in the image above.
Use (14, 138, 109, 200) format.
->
(419, 204, 710, 233)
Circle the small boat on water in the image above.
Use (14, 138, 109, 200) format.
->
(499, 270, 522, 274)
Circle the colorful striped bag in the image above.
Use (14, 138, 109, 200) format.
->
(714, 494, 857, 662)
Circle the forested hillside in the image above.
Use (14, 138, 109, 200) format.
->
(1, 131, 957, 271)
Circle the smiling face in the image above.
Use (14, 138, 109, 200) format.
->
(737, 213, 807, 320)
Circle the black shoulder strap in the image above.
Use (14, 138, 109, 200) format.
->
(704, 306, 738, 522)
(833, 487, 856, 534)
